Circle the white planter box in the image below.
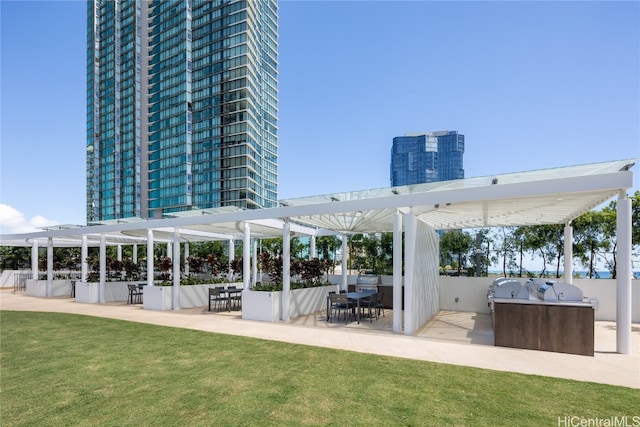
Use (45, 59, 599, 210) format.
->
(242, 284, 338, 322)
(26, 280, 72, 297)
(143, 286, 173, 311)
(242, 290, 280, 322)
(75, 281, 99, 303)
(26, 280, 47, 297)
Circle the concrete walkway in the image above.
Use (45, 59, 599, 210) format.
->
(1, 290, 638, 389)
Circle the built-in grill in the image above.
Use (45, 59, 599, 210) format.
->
(525, 278, 556, 294)
(527, 279, 584, 302)
(488, 278, 529, 299)
(490, 277, 594, 356)
(355, 273, 380, 292)
(536, 282, 584, 302)
(487, 278, 528, 312)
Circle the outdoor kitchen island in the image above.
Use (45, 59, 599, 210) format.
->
(488, 279, 595, 356)
(492, 298, 595, 356)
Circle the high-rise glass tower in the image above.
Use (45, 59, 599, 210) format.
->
(390, 131, 464, 186)
(87, 0, 278, 222)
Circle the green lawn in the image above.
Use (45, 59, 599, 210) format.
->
(1, 311, 637, 426)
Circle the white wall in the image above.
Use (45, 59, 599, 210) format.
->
(573, 278, 640, 323)
(0, 270, 31, 289)
(439, 277, 493, 314)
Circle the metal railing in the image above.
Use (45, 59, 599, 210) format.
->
(13, 273, 32, 293)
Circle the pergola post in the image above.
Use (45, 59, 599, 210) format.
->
(564, 223, 573, 284)
(282, 220, 291, 321)
(228, 239, 234, 281)
(132, 244, 138, 264)
(403, 213, 416, 335)
(81, 235, 88, 282)
(243, 223, 250, 290)
(147, 229, 154, 286)
(172, 229, 180, 310)
(117, 244, 122, 262)
(99, 234, 106, 303)
(393, 211, 403, 333)
(251, 238, 257, 287)
(310, 235, 316, 259)
(31, 240, 38, 283)
(47, 237, 53, 297)
(616, 192, 632, 354)
(341, 235, 348, 292)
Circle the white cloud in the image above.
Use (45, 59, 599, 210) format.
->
(0, 204, 58, 234)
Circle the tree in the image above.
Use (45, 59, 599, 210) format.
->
(467, 229, 491, 277)
(290, 237, 307, 259)
(573, 209, 616, 278)
(632, 191, 640, 246)
(491, 227, 519, 277)
(598, 203, 619, 278)
(516, 225, 564, 278)
(316, 236, 340, 261)
(379, 232, 394, 275)
(316, 235, 340, 273)
(260, 238, 283, 257)
(348, 234, 365, 272)
(360, 234, 382, 273)
(440, 230, 473, 275)
(0, 247, 32, 270)
(190, 241, 226, 259)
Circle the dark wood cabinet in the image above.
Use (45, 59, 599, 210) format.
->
(493, 301, 594, 356)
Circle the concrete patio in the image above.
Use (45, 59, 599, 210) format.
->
(1, 289, 638, 389)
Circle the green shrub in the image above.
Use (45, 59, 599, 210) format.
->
(252, 281, 332, 292)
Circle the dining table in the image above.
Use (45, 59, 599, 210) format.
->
(346, 291, 376, 324)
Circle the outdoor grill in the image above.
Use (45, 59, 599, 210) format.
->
(490, 278, 593, 356)
(488, 278, 529, 300)
(536, 282, 584, 302)
(525, 278, 556, 294)
(487, 278, 528, 312)
(355, 273, 380, 292)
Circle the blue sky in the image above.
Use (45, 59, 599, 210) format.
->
(1, 0, 639, 235)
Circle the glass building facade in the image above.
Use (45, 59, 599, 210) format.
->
(390, 131, 464, 186)
(87, 0, 278, 222)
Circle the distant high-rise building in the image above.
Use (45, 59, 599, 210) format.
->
(86, 0, 278, 222)
(390, 131, 464, 186)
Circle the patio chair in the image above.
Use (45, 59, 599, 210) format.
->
(208, 288, 224, 312)
(127, 284, 143, 305)
(227, 285, 242, 310)
(359, 291, 378, 322)
(375, 290, 385, 318)
(329, 293, 353, 324)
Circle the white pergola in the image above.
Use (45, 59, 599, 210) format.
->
(1, 159, 636, 353)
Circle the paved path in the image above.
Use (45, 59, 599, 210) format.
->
(1, 290, 638, 389)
